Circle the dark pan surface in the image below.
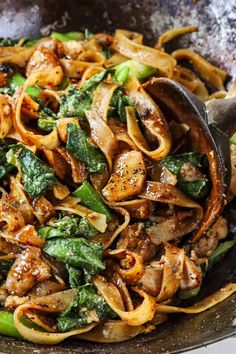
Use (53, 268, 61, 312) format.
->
(0, 1, 235, 353)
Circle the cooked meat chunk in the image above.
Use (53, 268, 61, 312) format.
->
(26, 47, 59, 76)
(117, 223, 157, 262)
(179, 162, 204, 181)
(138, 261, 163, 296)
(102, 150, 146, 202)
(179, 256, 202, 291)
(193, 216, 228, 257)
(5, 247, 51, 296)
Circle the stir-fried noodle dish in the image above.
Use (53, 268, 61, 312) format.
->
(0, 27, 235, 344)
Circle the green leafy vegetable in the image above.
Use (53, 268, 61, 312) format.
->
(43, 237, 105, 274)
(115, 67, 130, 84)
(162, 152, 209, 199)
(15, 147, 57, 199)
(72, 181, 112, 221)
(66, 123, 107, 173)
(0, 38, 17, 47)
(163, 152, 207, 176)
(230, 133, 236, 145)
(51, 31, 84, 42)
(108, 89, 132, 122)
(177, 179, 209, 199)
(0, 87, 14, 96)
(208, 240, 236, 270)
(57, 284, 116, 332)
(66, 265, 83, 289)
(38, 216, 98, 239)
(0, 140, 15, 179)
(59, 71, 107, 119)
(114, 60, 156, 81)
(8, 72, 26, 91)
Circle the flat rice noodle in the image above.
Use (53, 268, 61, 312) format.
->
(86, 109, 118, 171)
(93, 275, 157, 326)
(156, 26, 197, 49)
(111, 199, 150, 219)
(157, 283, 236, 314)
(0, 201, 25, 232)
(26, 66, 64, 88)
(55, 196, 107, 233)
(0, 47, 35, 66)
(110, 272, 134, 311)
(60, 59, 101, 79)
(113, 30, 176, 77)
(143, 78, 228, 240)
(0, 94, 12, 138)
(107, 249, 144, 284)
(172, 49, 227, 90)
(8, 176, 34, 225)
(140, 181, 203, 209)
(146, 210, 203, 245)
(21, 94, 40, 119)
(125, 76, 172, 160)
(156, 243, 185, 301)
(105, 53, 128, 68)
(32, 196, 54, 224)
(92, 81, 119, 121)
(14, 303, 95, 344)
(13, 87, 59, 149)
(77, 320, 153, 342)
(103, 206, 130, 249)
(53, 182, 70, 200)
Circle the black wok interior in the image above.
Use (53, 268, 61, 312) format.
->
(0, 1, 235, 353)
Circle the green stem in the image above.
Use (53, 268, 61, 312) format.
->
(72, 181, 112, 221)
(0, 311, 22, 338)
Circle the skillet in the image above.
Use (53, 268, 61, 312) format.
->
(0, 0, 235, 352)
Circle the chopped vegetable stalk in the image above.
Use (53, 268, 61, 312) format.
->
(38, 118, 57, 131)
(116, 67, 130, 84)
(8, 72, 26, 91)
(43, 238, 105, 274)
(66, 123, 107, 173)
(230, 133, 236, 145)
(178, 287, 200, 299)
(72, 181, 112, 221)
(25, 86, 42, 98)
(114, 60, 156, 81)
(51, 31, 84, 42)
(0, 311, 22, 338)
(38, 216, 98, 239)
(208, 240, 236, 270)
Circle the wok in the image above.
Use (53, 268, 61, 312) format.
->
(0, 0, 235, 353)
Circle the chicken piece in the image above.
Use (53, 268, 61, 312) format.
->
(102, 150, 146, 202)
(117, 223, 157, 262)
(32, 196, 54, 224)
(26, 47, 60, 76)
(0, 285, 9, 306)
(230, 144, 236, 196)
(27, 280, 66, 298)
(5, 247, 51, 296)
(0, 94, 12, 139)
(179, 256, 202, 291)
(193, 216, 228, 258)
(11, 225, 45, 248)
(43, 148, 69, 180)
(5, 295, 29, 310)
(138, 261, 163, 296)
(57, 40, 84, 59)
(179, 162, 204, 181)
